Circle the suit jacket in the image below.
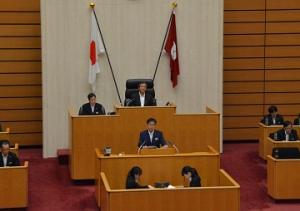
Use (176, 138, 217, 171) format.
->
(129, 92, 156, 107)
(294, 117, 300, 125)
(138, 130, 166, 148)
(79, 103, 105, 115)
(261, 114, 284, 125)
(269, 128, 299, 141)
(0, 152, 20, 167)
(190, 175, 201, 187)
(126, 177, 148, 189)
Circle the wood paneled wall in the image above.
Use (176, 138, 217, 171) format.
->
(0, 0, 42, 145)
(224, 0, 300, 141)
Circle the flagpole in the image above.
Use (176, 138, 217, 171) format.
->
(90, 3, 123, 105)
(152, 2, 177, 82)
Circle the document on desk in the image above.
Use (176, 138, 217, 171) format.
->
(167, 185, 176, 189)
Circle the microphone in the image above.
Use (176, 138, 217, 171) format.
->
(138, 141, 146, 154)
(125, 99, 133, 106)
(166, 140, 179, 153)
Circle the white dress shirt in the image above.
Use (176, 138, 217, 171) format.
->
(148, 130, 154, 143)
(272, 118, 276, 124)
(139, 93, 145, 107)
(91, 105, 95, 113)
(285, 131, 289, 141)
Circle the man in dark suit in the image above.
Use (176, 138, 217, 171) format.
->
(0, 140, 20, 167)
(129, 82, 156, 107)
(270, 121, 299, 141)
(261, 105, 284, 125)
(79, 93, 105, 115)
(138, 118, 167, 148)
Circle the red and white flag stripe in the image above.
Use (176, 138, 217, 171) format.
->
(89, 10, 105, 92)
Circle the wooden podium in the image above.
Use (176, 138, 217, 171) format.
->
(267, 155, 300, 199)
(10, 143, 19, 157)
(0, 161, 28, 209)
(259, 123, 282, 159)
(259, 123, 300, 159)
(139, 147, 177, 155)
(95, 146, 222, 207)
(263, 138, 300, 160)
(99, 170, 240, 211)
(69, 106, 220, 180)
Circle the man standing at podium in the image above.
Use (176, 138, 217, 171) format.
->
(129, 82, 156, 107)
(79, 93, 106, 115)
(138, 118, 167, 148)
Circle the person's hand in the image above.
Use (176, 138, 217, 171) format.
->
(162, 145, 168, 148)
(148, 185, 154, 189)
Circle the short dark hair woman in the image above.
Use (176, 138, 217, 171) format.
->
(126, 166, 149, 189)
(181, 166, 201, 187)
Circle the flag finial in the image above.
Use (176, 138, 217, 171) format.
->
(90, 2, 95, 8)
(172, 2, 177, 9)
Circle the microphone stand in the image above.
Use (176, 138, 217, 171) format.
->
(167, 140, 179, 153)
(138, 141, 146, 155)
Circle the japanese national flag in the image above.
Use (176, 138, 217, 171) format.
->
(89, 10, 105, 92)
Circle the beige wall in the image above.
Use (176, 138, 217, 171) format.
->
(41, 0, 223, 157)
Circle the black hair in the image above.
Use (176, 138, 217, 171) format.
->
(268, 105, 278, 114)
(146, 118, 157, 125)
(181, 166, 199, 177)
(283, 121, 292, 128)
(138, 82, 147, 88)
(128, 166, 142, 177)
(87, 93, 96, 100)
(0, 140, 10, 148)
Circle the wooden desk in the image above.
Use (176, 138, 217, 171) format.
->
(69, 106, 220, 180)
(263, 138, 300, 160)
(267, 155, 300, 199)
(99, 170, 240, 211)
(259, 123, 300, 159)
(10, 143, 19, 157)
(0, 128, 10, 141)
(95, 146, 220, 207)
(0, 161, 28, 208)
(139, 147, 177, 155)
(259, 123, 282, 159)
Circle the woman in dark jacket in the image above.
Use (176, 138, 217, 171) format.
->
(181, 166, 201, 187)
(126, 166, 149, 189)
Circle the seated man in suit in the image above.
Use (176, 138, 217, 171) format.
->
(129, 82, 156, 107)
(294, 113, 300, 125)
(79, 93, 105, 115)
(261, 105, 284, 125)
(0, 140, 20, 167)
(269, 121, 299, 141)
(138, 118, 168, 148)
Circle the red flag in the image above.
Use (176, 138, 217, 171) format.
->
(164, 12, 180, 87)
